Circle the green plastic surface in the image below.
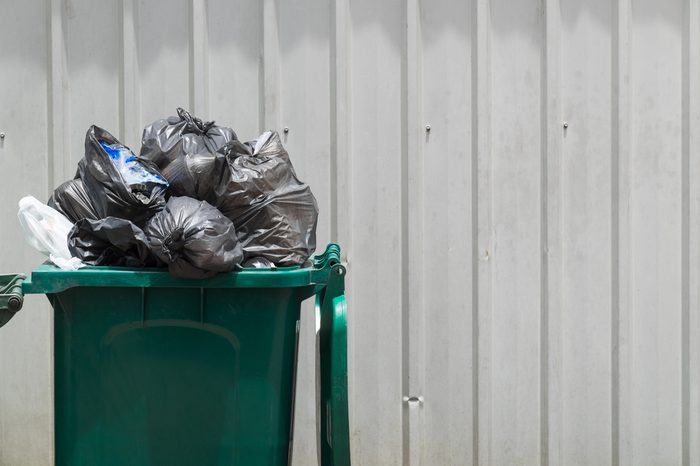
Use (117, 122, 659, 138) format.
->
(318, 263, 350, 465)
(17, 244, 350, 466)
(24, 262, 334, 295)
(0, 273, 25, 329)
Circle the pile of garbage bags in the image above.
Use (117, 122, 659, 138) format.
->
(19, 108, 318, 279)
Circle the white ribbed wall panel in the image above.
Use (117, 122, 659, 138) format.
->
(0, 0, 698, 465)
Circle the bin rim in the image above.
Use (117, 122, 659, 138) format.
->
(22, 243, 343, 294)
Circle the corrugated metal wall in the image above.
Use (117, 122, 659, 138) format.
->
(1, 0, 699, 464)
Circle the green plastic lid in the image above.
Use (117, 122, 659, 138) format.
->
(23, 243, 342, 294)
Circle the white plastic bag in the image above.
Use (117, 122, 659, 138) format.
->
(17, 196, 84, 270)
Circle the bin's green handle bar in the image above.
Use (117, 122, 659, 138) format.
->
(318, 262, 351, 466)
(0, 274, 26, 329)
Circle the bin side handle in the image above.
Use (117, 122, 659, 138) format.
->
(318, 264, 350, 466)
(0, 274, 26, 329)
(314, 243, 341, 271)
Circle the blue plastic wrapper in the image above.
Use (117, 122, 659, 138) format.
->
(100, 141, 168, 189)
(49, 126, 169, 226)
(79, 125, 168, 226)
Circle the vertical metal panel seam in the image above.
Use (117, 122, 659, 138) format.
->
(681, 0, 695, 463)
(399, 0, 411, 458)
(119, 0, 126, 141)
(542, 0, 562, 463)
(258, 0, 265, 133)
(188, 0, 194, 113)
(611, 0, 631, 463)
(539, 0, 549, 463)
(474, 0, 492, 463)
(47, 0, 56, 195)
(610, 0, 621, 466)
(610, 0, 620, 463)
(120, 0, 139, 145)
(262, 0, 280, 130)
(686, 0, 700, 462)
(400, 0, 412, 461)
(190, 0, 209, 116)
(329, 0, 339, 243)
(469, 0, 480, 462)
(48, 0, 67, 190)
(469, 0, 479, 459)
(404, 0, 423, 463)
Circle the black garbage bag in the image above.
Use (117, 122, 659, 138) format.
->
(79, 125, 168, 226)
(144, 196, 244, 279)
(48, 178, 100, 223)
(68, 217, 162, 268)
(214, 131, 318, 266)
(139, 108, 235, 199)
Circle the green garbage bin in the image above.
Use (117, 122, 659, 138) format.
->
(0, 243, 349, 466)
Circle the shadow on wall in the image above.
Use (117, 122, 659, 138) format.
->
(0, 0, 685, 68)
(490, 0, 680, 40)
(58, 0, 337, 83)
